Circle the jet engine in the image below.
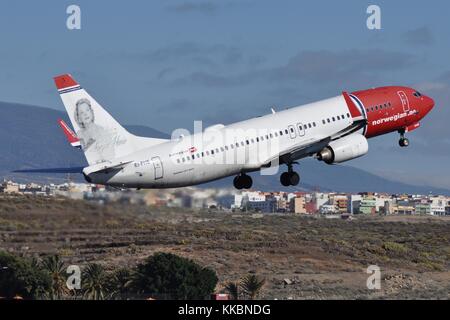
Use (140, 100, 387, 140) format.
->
(317, 133, 369, 164)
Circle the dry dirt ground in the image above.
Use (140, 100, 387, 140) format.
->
(0, 194, 449, 299)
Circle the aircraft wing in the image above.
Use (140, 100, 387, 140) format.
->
(13, 167, 85, 173)
(273, 119, 367, 165)
(262, 92, 367, 167)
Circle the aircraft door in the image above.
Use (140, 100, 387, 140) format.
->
(397, 91, 410, 112)
(288, 125, 296, 139)
(297, 123, 305, 137)
(151, 156, 164, 180)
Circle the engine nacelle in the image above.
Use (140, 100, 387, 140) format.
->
(317, 133, 369, 164)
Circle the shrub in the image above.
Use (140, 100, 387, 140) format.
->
(131, 252, 218, 300)
(0, 251, 51, 299)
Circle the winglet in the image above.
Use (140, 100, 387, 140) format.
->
(342, 91, 363, 119)
(54, 74, 79, 91)
(58, 119, 81, 148)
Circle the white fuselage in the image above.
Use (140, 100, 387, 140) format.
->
(89, 95, 353, 188)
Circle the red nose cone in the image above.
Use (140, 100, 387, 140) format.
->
(425, 96, 435, 113)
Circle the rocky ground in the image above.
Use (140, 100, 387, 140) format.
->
(0, 194, 449, 299)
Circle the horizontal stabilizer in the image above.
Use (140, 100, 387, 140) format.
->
(58, 119, 81, 148)
(13, 167, 84, 174)
(83, 161, 133, 176)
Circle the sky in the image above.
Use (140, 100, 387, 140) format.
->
(0, 0, 449, 188)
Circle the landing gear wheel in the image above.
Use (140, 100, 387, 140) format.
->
(233, 174, 253, 190)
(233, 176, 243, 190)
(399, 137, 410, 147)
(242, 174, 253, 189)
(280, 172, 291, 187)
(289, 172, 300, 186)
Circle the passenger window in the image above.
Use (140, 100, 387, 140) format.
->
(177, 159, 180, 164)
(182, 158, 186, 163)
(337, 116, 340, 120)
(290, 128, 294, 133)
(206, 151, 210, 156)
(322, 120, 326, 125)
(270, 133, 274, 138)
(279, 131, 283, 136)
(191, 155, 195, 160)
(256, 137, 259, 142)
(308, 123, 312, 128)
(220, 147, 224, 152)
(332, 117, 335, 121)
(285, 129, 288, 134)
(313, 122, 316, 127)
(347, 113, 350, 118)
(265, 135, 269, 139)
(327, 119, 331, 123)
(246, 140, 249, 145)
(211, 150, 215, 155)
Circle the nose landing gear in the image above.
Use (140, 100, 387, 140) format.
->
(280, 163, 300, 187)
(233, 173, 253, 190)
(398, 129, 410, 148)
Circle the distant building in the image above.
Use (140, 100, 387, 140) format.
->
(415, 203, 431, 215)
(357, 198, 376, 215)
(290, 196, 306, 214)
(313, 192, 329, 211)
(393, 199, 415, 215)
(320, 204, 337, 215)
(2, 181, 19, 194)
(429, 196, 446, 216)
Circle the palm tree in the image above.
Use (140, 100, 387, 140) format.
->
(240, 275, 265, 300)
(224, 282, 239, 300)
(82, 263, 108, 300)
(109, 268, 133, 299)
(41, 255, 68, 300)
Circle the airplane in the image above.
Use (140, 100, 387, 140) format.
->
(15, 74, 435, 190)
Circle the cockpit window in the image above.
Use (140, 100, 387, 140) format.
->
(413, 91, 422, 97)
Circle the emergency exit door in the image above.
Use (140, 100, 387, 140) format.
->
(152, 156, 164, 180)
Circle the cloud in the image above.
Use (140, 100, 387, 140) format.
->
(402, 26, 434, 46)
(166, 2, 218, 14)
(147, 42, 244, 66)
(170, 49, 416, 88)
(269, 49, 415, 83)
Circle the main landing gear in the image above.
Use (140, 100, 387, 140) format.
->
(398, 129, 410, 148)
(280, 163, 300, 187)
(233, 173, 253, 190)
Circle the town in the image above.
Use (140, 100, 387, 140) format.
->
(1, 179, 449, 216)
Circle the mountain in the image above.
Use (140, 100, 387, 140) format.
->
(0, 101, 448, 195)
